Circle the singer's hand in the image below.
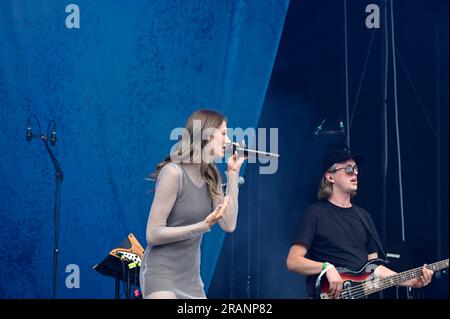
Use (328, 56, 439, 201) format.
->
(227, 150, 247, 172)
(206, 196, 229, 228)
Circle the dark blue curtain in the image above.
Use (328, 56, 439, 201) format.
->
(0, 0, 289, 298)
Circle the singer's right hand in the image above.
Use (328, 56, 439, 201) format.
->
(227, 141, 247, 172)
(227, 151, 247, 172)
(205, 196, 229, 228)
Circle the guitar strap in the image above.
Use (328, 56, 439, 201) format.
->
(355, 208, 388, 262)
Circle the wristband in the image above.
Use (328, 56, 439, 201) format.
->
(322, 262, 333, 271)
(319, 262, 334, 279)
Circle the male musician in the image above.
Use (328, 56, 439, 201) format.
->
(286, 149, 434, 299)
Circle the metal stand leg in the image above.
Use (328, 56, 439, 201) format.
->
(115, 278, 120, 299)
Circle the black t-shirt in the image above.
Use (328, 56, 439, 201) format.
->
(292, 200, 380, 297)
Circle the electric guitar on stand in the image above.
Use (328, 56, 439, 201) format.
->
(93, 233, 145, 299)
(109, 233, 144, 264)
(316, 258, 449, 299)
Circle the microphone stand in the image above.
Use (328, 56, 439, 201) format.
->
(26, 115, 63, 299)
(313, 120, 346, 142)
(40, 134, 64, 299)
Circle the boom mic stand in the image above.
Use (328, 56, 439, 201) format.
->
(26, 115, 63, 299)
(313, 118, 347, 151)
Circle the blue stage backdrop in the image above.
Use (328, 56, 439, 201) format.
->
(0, 0, 289, 298)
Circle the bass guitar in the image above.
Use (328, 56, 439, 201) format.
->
(315, 258, 448, 299)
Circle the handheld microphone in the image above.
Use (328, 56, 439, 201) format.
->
(26, 119, 33, 141)
(314, 119, 327, 136)
(225, 142, 280, 158)
(50, 124, 57, 145)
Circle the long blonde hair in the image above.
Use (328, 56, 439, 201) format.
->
(152, 109, 226, 201)
(317, 163, 357, 199)
(317, 164, 337, 200)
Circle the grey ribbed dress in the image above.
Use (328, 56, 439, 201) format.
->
(140, 163, 239, 299)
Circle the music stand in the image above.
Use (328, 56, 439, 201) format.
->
(93, 233, 144, 299)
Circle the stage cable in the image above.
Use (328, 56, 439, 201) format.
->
(390, 0, 406, 242)
(344, 0, 350, 148)
(381, 0, 389, 247)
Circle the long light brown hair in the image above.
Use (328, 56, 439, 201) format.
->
(317, 163, 357, 199)
(317, 164, 337, 200)
(152, 109, 226, 201)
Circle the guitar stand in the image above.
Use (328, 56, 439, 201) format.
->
(93, 254, 141, 299)
(93, 233, 144, 299)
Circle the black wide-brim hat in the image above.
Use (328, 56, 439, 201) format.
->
(322, 148, 363, 173)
